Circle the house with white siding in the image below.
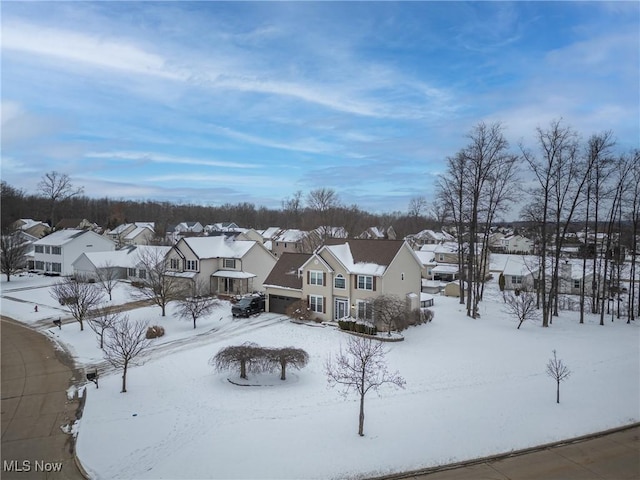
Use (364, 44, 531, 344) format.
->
(33, 229, 115, 276)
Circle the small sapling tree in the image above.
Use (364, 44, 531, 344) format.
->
(50, 276, 105, 331)
(325, 336, 405, 436)
(503, 288, 539, 329)
(546, 350, 571, 404)
(103, 315, 151, 393)
(177, 281, 219, 329)
(268, 347, 309, 381)
(88, 306, 120, 349)
(95, 260, 120, 301)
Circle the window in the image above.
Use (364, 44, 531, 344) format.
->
(438, 254, 445, 262)
(224, 258, 236, 269)
(170, 258, 180, 270)
(186, 260, 198, 271)
(51, 263, 62, 273)
(511, 276, 523, 285)
(334, 274, 346, 289)
(35, 261, 44, 270)
(35, 245, 44, 253)
(574, 279, 581, 289)
(45, 246, 51, 254)
(128, 268, 136, 277)
(309, 295, 324, 313)
(52, 246, 61, 255)
(357, 301, 373, 321)
(357, 275, 373, 290)
(309, 270, 324, 286)
(138, 269, 147, 279)
(401, 272, 405, 281)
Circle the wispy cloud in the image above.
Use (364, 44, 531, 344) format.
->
(85, 151, 261, 169)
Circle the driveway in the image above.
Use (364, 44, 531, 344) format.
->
(1, 317, 87, 479)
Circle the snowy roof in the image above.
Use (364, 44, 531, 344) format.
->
(420, 292, 434, 302)
(34, 229, 89, 246)
(415, 250, 436, 265)
(180, 236, 255, 259)
(432, 265, 459, 274)
(78, 245, 171, 269)
(275, 229, 307, 243)
(434, 242, 459, 254)
(321, 239, 409, 276)
(261, 227, 282, 239)
(211, 270, 256, 279)
(124, 226, 153, 240)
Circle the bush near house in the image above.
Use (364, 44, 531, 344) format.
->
(338, 319, 377, 336)
(146, 325, 165, 339)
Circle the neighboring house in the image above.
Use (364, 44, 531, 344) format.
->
(500, 256, 538, 291)
(357, 226, 397, 240)
(236, 228, 264, 243)
(266, 239, 423, 328)
(204, 222, 241, 235)
(55, 218, 99, 232)
(272, 229, 308, 257)
(106, 222, 155, 246)
(166, 222, 204, 243)
(405, 229, 455, 248)
(499, 234, 534, 254)
(165, 236, 277, 296)
(11, 219, 51, 239)
(73, 245, 171, 281)
(32, 229, 116, 276)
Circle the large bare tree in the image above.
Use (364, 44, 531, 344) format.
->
(37, 171, 84, 228)
(325, 336, 405, 436)
(103, 315, 151, 393)
(50, 276, 105, 331)
(1, 231, 29, 281)
(131, 248, 188, 316)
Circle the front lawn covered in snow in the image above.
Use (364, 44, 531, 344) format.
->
(1, 275, 638, 479)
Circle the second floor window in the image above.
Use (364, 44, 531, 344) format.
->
(334, 274, 346, 289)
(309, 270, 324, 286)
(186, 260, 198, 271)
(224, 258, 236, 269)
(170, 258, 180, 270)
(52, 246, 61, 255)
(35, 245, 44, 253)
(357, 275, 373, 290)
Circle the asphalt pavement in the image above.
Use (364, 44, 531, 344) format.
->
(1, 317, 86, 480)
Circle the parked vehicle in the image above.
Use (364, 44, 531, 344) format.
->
(232, 294, 265, 318)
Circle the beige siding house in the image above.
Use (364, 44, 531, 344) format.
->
(166, 236, 276, 296)
(295, 239, 423, 326)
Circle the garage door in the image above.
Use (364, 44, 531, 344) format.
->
(268, 294, 298, 314)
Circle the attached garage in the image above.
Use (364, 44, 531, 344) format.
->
(268, 294, 299, 314)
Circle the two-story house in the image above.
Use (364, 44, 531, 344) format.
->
(32, 229, 116, 276)
(106, 222, 155, 246)
(11, 219, 51, 239)
(165, 236, 277, 296)
(264, 239, 423, 328)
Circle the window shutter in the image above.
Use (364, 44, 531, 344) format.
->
(307, 295, 310, 306)
(323, 272, 326, 286)
(322, 297, 326, 313)
(373, 276, 377, 291)
(307, 271, 310, 284)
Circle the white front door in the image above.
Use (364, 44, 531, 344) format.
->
(335, 298, 348, 320)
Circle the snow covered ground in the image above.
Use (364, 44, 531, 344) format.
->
(1, 273, 638, 480)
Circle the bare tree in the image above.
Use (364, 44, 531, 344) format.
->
(503, 289, 539, 329)
(50, 276, 105, 331)
(87, 306, 119, 349)
(103, 315, 151, 393)
(325, 336, 405, 436)
(282, 190, 304, 227)
(37, 171, 84, 228)
(546, 350, 571, 404)
(267, 347, 309, 381)
(408, 196, 427, 218)
(1, 230, 29, 281)
(95, 260, 120, 301)
(131, 247, 188, 316)
(211, 342, 268, 380)
(305, 188, 341, 235)
(371, 294, 408, 335)
(177, 280, 219, 329)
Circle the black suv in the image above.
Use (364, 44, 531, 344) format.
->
(232, 295, 265, 317)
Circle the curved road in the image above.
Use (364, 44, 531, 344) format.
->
(1, 317, 86, 479)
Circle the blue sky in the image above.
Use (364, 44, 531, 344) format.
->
(2, 1, 638, 216)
